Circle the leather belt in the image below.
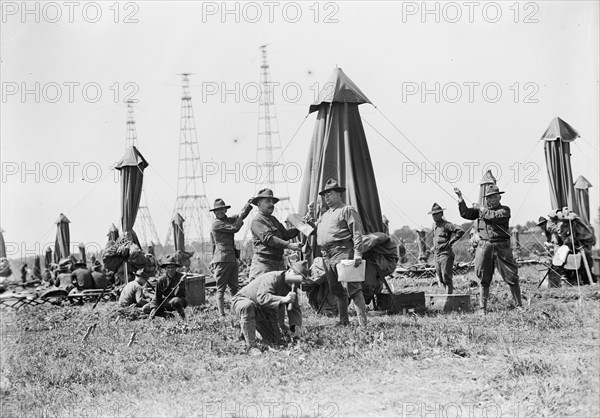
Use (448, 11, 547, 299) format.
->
(256, 253, 283, 261)
(321, 239, 353, 252)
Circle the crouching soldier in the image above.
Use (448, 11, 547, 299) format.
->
(232, 261, 308, 355)
(143, 255, 188, 319)
(119, 268, 150, 308)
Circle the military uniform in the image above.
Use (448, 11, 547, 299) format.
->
(457, 187, 522, 311)
(143, 271, 187, 317)
(232, 270, 302, 347)
(249, 213, 298, 279)
(432, 219, 464, 293)
(312, 181, 367, 326)
(211, 215, 243, 297)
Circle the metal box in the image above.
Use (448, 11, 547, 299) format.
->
(425, 294, 472, 312)
(185, 274, 206, 306)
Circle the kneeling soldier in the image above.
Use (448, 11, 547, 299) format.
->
(232, 261, 308, 355)
(143, 254, 188, 319)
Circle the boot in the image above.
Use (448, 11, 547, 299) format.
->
(177, 308, 186, 320)
(216, 296, 226, 317)
(509, 284, 523, 308)
(352, 292, 368, 327)
(240, 320, 257, 348)
(479, 286, 489, 314)
(336, 296, 349, 325)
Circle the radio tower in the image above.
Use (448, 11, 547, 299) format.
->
(256, 44, 295, 220)
(124, 100, 162, 250)
(165, 74, 212, 269)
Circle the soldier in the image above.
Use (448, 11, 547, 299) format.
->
(429, 203, 464, 294)
(455, 185, 522, 313)
(232, 261, 307, 355)
(91, 260, 108, 289)
(72, 261, 94, 290)
(307, 179, 367, 327)
(249, 188, 301, 280)
(143, 255, 187, 319)
(119, 268, 150, 308)
(210, 198, 253, 316)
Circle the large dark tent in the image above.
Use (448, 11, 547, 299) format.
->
(574, 175, 593, 226)
(298, 67, 383, 233)
(298, 68, 394, 312)
(54, 213, 71, 263)
(541, 117, 580, 214)
(114, 146, 149, 248)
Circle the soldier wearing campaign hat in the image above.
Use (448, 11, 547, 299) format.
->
(209, 198, 253, 316)
(249, 188, 301, 281)
(305, 179, 368, 327)
(429, 203, 464, 294)
(455, 185, 522, 313)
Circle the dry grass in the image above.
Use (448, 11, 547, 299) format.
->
(1, 265, 599, 417)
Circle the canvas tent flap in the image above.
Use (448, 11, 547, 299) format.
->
(574, 175, 592, 189)
(540, 116, 580, 142)
(115, 146, 149, 170)
(309, 68, 372, 114)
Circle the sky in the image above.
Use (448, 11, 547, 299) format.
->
(1, 0, 599, 260)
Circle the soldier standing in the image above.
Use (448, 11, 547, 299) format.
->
(455, 185, 523, 313)
(307, 179, 367, 327)
(210, 198, 253, 316)
(429, 203, 464, 294)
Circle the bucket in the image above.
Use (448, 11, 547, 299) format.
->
(336, 260, 365, 282)
(185, 274, 206, 306)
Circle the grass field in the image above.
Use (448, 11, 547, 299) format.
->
(1, 265, 599, 417)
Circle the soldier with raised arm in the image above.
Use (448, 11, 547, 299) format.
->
(210, 198, 253, 316)
(454, 185, 522, 313)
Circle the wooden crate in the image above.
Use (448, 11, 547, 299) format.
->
(185, 274, 206, 306)
(425, 294, 472, 312)
(374, 291, 426, 314)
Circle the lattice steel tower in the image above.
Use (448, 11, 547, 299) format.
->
(124, 100, 162, 249)
(165, 74, 212, 266)
(256, 44, 295, 220)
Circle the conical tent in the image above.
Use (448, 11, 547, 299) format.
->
(33, 255, 42, 279)
(107, 224, 120, 242)
(0, 228, 6, 258)
(574, 175, 592, 226)
(172, 213, 185, 253)
(299, 67, 383, 234)
(472, 170, 497, 241)
(78, 242, 86, 264)
(44, 247, 52, 268)
(115, 146, 148, 248)
(541, 117, 580, 213)
(298, 68, 385, 313)
(54, 213, 71, 263)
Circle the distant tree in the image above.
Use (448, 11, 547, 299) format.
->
(392, 226, 417, 243)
